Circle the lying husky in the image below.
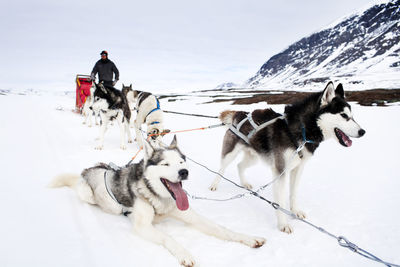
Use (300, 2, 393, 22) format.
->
(92, 82, 133, 150)
(50, 136, 265, 267)
(209, 82, 366, 234)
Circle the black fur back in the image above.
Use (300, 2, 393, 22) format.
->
(94, 83, 131, 120)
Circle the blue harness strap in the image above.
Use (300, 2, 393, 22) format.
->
(145, 98, 161, 125)
(147, 98, 160, 117)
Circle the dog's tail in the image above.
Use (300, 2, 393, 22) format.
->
(48, 173, 80, 188)
(219, 110, 236, 125)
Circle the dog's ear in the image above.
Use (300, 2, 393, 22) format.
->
(320, 81, 335, 107)
(143, 139, 154, 159)
(335, 83, 345, 99)
(130, 84, 132, 89)
(122, 83, 125, 87)
(169, 135, 178, 149)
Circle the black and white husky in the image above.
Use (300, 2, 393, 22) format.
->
(121, 83, 137, 119)
(50, 136, 265, 267)
(92, 82, 133, 150)
(209, 82, 366, 234)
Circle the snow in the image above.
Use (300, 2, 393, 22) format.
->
(1, 90, 400, 267)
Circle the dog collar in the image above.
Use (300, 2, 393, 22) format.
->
(301, 125, 315, 144)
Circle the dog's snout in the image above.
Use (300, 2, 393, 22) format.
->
(358, 129, 366, 137)
(179, 169, 189, 180)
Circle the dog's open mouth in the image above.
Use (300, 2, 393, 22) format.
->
(335, 128, 352, 147)
(160, 178, 189, 211)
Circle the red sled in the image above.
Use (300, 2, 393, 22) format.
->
(75, 74, 92, 113)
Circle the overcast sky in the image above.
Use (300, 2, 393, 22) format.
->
(0, 0, 379, 93)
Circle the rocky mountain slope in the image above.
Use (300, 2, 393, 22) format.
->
(245, 0, 400, 91)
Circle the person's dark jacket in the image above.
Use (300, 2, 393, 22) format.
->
(91, 58, 119, 82)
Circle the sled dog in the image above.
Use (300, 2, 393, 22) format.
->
(209, 82, 366, 234)
(49, 136, 265, 267)
(81, 82, 99, 127)
(92, 82, 133, 150)
(121, 83, 137, 116)
(132, 91, 169, 148)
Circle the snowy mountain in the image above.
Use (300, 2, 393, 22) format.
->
(215, 82, 240, 90)
(245, 0, 400, 91)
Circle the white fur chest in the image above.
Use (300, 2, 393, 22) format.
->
(135, 181, 176, 215)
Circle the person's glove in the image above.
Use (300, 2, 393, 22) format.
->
(90, 74, 95, 82)
(112, 79, 118, 86)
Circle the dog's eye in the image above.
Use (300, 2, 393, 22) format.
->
(161, 163, 169, 166)
(341, 113, 349, 120)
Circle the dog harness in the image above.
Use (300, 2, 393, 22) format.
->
(137, 92, 161, 125)
(229, 111, 317, 159)
(104, 163, 131, 216)
(229, 112, 286, 144)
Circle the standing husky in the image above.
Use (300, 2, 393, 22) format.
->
(121, 83, 137, 116)
(92, 82, 133, 150)
(81, 82, 99, 127)
(209, 82, 366, 234)
(133, 91, 168, 148)
(50, 136, 265, 267)
(118, 86, 168, 148)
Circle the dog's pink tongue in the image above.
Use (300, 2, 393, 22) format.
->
(168, 181, 189, 211)
(340, 131, 353, 147)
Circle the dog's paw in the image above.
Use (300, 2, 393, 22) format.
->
(128, 139, 133, 143)
(180, 258, 195, 267)
(241, 236, 266, 248)
(120, 145, 127, 150)
(293, 210, 307, 219)
(209, 184, 218, 191)
(177, 253, 195, 267)
(95, 145, 103, 150)
(279, 224, 293, 234)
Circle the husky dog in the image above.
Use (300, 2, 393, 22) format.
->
(209, 82, 366, 234)
(92, 82, 133, 150)
(121, 83, 137, 113)
(133, 91, 169, 148)
(49, 136, 265, 267)
(81, 82, 99, 127)
(121, 84, 139, 128)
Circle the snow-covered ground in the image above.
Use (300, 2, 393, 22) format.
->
(1, 91, 399, 267)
